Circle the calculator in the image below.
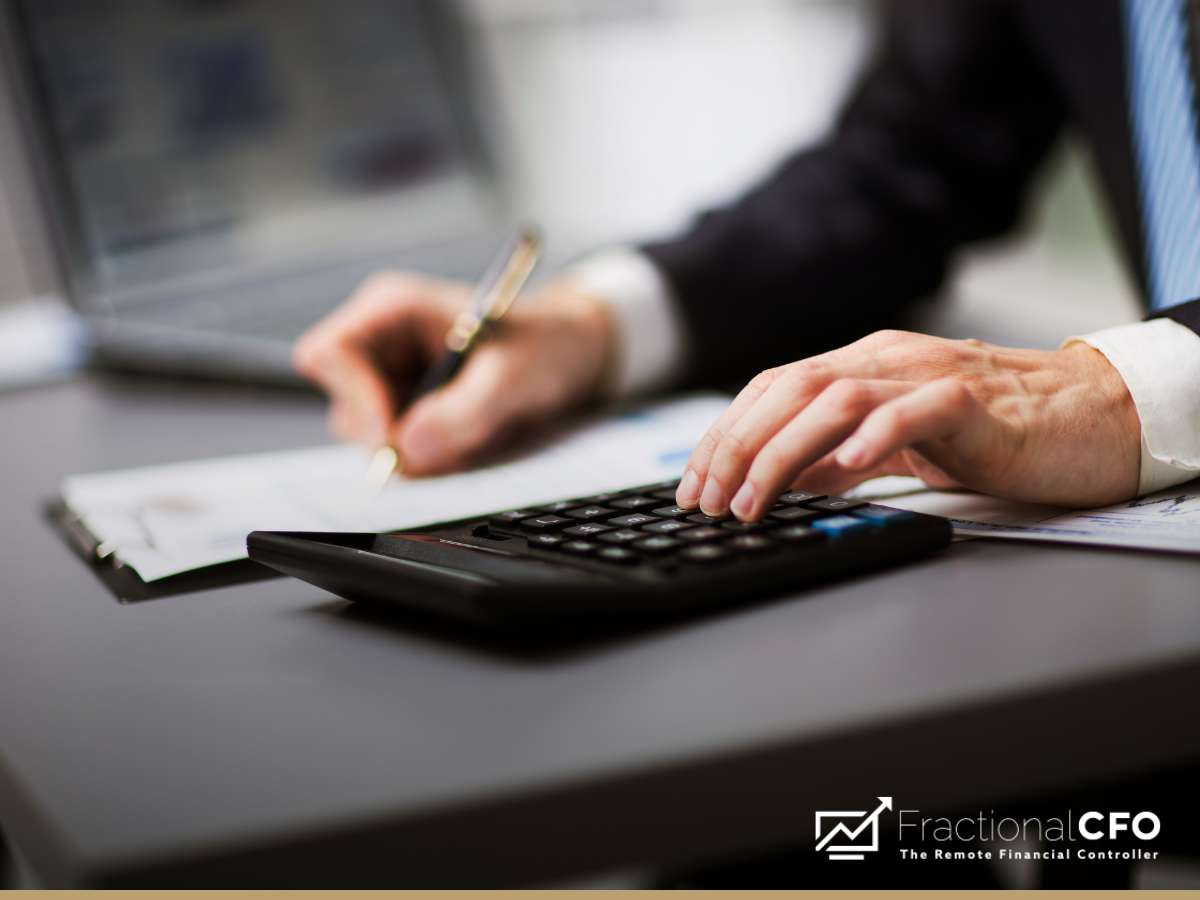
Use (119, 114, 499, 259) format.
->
(248, 479, 951, 632)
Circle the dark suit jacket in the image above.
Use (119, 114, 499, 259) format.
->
(642, 0, 1200, 388)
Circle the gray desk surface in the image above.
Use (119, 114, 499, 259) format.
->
(2, 375, 1200, 887)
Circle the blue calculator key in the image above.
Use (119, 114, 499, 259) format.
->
(852, 504, 916, 525)
(811, 515, 871, 537)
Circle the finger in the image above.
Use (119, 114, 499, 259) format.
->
(294, 274, 458, 446)
(307, 340, 395, 447)
(296, 272, 455, 364)
(327, 402, 355, 443)
(697, 362, 866, 516)
(729, 378, 913, 520)
(675, 367, 792, 508)
(899, 448, 964, 489)
(294, 278, 402, 379)
(679, 341, 888, 510)
(834, 378, 981, 474)
(392, 347, 528, 476)
(789, 447, 964, 497)
(784, 451, 904, 497)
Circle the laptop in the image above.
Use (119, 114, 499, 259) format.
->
(0, 0, 506, 383)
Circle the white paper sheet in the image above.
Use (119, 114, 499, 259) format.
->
(852, 476, 1200, 554)
(61, 394, 729, 582)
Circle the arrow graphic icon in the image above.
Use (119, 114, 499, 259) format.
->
(815, 796, 893, 860)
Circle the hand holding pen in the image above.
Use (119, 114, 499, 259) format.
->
(367, 226, 541, 486)
(294, 227, 619, 479)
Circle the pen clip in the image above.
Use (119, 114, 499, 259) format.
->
(478, 229, 540, 322)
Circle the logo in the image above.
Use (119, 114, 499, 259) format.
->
(815, 796, 893, 860)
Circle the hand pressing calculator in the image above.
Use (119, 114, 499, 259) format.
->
(248, 480, 951, 632)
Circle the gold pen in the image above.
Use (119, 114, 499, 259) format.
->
(367, 225, 542, 491)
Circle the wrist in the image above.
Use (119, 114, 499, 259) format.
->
(1059, 340, 1141, 489)
(1060, 340, 1138, 424)
(527, 278, 619, 401)
(563, 249, 686, 396)
(1065, 320, 1200, 495)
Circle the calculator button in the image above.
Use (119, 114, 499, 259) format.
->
(641, 480, 681, 493)
(641, 519, 694, 535)
(652, 505, 692, 518)
(650, 487, 682, 500)
(634, 535, 682, 554)
(680, 544, 730, 564)
(678, 525, 724, 542)
(563, 523, 613, 538)
(852, 504, 916, 525)
(812, 515, 871, 537)
(775, 525, 824, 542)
(727, 534, 775, 553)
(686, 513, 728, 526)
(808, 497, 866, 513)
(490, 509, 542, 529)
(778, 490, 826, 505)
(539, 499, 584, 513)
(597, 547, 640, 564)
(607, 495, 659, 510)
(769, 506, 823, 524)
(565, 505, 616, 521)
(597, 528, 643, 544)
(519, 514, 573, 533)
(560, 540, 600, 555)
(609, 513, 659, 528)
(527, 534, 565, 550)
(585, 494, 624, 508)
(721, 519, 774, 533)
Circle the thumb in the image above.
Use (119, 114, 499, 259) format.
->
(392, 350, 522, 475)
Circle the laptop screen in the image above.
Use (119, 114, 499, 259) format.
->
(10, 0, 493, 308)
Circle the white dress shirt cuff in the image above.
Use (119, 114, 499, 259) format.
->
(565, 249, 686, 396)
(1064, 318, 1200, 495)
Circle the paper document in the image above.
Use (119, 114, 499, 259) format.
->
(61, 394, 728, 582)
(852, 476, 1200, 554)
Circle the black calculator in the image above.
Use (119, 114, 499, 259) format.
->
(248, 479, 951, 632)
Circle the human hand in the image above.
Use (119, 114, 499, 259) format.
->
(294, 272, 615, 475)
(675, 330, 1141, 520)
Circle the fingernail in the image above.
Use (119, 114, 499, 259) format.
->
(731, 481, 755, 519)
(838, 437, 868, 469)
(676, 468, 701, 506)
(699, 478, 725, 516)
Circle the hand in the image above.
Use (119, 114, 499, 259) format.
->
(293, 272, 616, 475)
(675, 329, 1141, 520)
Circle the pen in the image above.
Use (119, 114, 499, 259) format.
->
(366, 225, 543, 490)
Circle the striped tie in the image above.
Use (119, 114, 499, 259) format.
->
(1125, 0, 1200, 310)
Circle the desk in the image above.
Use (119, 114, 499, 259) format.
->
(2, 374, 1200, 887)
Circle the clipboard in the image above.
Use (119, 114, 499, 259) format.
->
(44, 499, 276, 603)
(47, 396, 735, 602)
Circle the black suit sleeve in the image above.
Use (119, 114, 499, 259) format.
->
(1153, 298, 1200, 334)
(641, 0, 1067, 388)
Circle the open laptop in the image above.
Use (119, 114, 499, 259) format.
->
(0, 0, 505, 383)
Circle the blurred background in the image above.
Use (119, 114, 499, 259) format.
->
(0, 0, 1144, 390)
(0, 2, 1192, 890)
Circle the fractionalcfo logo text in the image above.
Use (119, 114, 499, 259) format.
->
(815, 797, 1163, 863)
